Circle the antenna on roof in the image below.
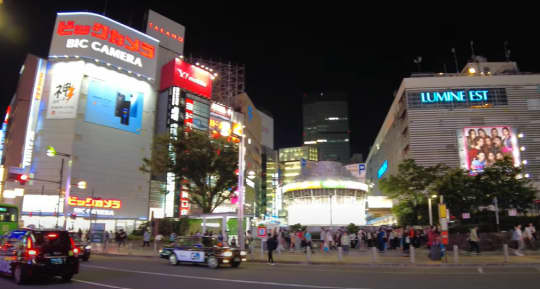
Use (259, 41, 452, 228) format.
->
(451, 48, 459, 73)
(504, 41, 511, 61)
(413, 56, 422, 72)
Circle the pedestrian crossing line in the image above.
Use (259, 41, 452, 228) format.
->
(74, 279, 133, 289)
(82, 264, 372, 289)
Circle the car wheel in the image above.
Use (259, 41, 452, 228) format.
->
(207, 256, 219, 269)
(231, 262, 240, 268)
(62, 273, 74, 282)
(13, 265, 26, 284)
(169, 253, 178, 265)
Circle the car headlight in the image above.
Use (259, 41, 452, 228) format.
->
(240, 251, 247, 256)
(223, 251, 233, 257)
(85, 246, 92, 250)
(159, 249, 163, 254)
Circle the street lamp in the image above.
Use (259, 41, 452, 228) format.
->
(47, 145, 72, 230)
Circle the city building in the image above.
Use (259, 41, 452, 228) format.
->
(282, 161, 368, 226)
(1, 12, 160, 232)
(344, 163, 366, 183)
(258, 109, 276, 221)
(366, 61, 540, 211)
(278, 146, 318, 186)
(303, 91, 350, 163)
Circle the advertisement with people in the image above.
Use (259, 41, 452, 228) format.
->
(462, 126, 521, 174)
(85, 79, 144, 134)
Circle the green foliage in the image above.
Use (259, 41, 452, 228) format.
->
(346, 223, 360, 234)
(289, 223, 306, 232)
(381, 158, 537, 226)
(156, 218, 190, 236)
(379, 159, 447, 225)
(141, 130, 238, 213)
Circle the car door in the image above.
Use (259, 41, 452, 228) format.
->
(172, 238, 193, 262)
(188, 237, 205, 263)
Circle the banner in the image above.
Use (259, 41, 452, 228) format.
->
(85, 79, 144, 134)
(47, 69, 82, 119)
(461, 126, 521, 174)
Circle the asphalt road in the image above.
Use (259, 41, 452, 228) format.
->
(1, 255, 539, 289)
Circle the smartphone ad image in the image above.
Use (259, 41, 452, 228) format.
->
(85, 79, 144, 134)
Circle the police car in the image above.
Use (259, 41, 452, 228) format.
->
(0, 229, 79, 284)
(159, 236, 246, 269)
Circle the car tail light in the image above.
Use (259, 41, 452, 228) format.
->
(70, 237, 79, 257)
(26, 238, 38, 258)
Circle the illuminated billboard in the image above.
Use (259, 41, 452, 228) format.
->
(160, 58, 213, 98)
(85, 79, 144, 134)
(49, 12, 159, 79)
(46, 61, 83, 119)
(461, 126, 521, 174)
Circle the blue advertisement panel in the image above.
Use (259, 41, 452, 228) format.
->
(86, 79, 144, 134)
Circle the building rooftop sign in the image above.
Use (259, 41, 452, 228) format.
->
(49, 12, 159, 80)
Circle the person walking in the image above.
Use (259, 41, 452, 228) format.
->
(267, 233, 278, 265)
(304, 229, 313, 254)
(524, 223, 536, 250)
(512, 224, 525, 256)
(143, 230, 151, 247)
(341, 232, 351, 255)
(468, 226, 480, 255)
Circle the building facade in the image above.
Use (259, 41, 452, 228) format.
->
(303, 92, 350, 163)
(366, 62, 540, 209)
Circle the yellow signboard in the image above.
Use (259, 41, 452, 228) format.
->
(439, 204, 447, 218)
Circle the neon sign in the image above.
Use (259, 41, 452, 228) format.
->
(68, 196, 121, 209)
(420, 90, 488, 104)
(377, 160, 388, 179)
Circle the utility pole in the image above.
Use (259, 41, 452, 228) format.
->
(56, 158, 64, 228)
(237, 124, 246, 250)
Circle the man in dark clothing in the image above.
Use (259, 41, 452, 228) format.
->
(267, 233, 278, 265)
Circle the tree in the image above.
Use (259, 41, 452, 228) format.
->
(379, 159, 447, 225)
(432, 167, 480, 216)
(141, 130, 238, 214)
(474, 157, 536, 214)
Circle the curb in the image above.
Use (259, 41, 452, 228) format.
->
(93, 253, 540, 268)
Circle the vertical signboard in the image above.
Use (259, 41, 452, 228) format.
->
(146, 10, 186, 55)
(46, 62, 83, 119)
(22, 59, 47, 168)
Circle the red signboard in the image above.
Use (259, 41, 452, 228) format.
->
(160, 59, 213, 99)
(441, 231, 449, 245)
(68, 196, 121, 209)
(257, 226, 267, 238)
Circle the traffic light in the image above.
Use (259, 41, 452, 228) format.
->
(17, 174, 29, 185)
(7, 172, 29, 185)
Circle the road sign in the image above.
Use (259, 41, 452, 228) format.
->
(441, 231, 449, 245)
(257, 226, 267, 238)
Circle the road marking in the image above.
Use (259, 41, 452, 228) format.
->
(477, 267, 484, 274)
(74, 279, 133, 289)
(82, 264, 371, 289)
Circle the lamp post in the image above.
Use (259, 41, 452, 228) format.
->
(428, 194, 437, 226)
(236, 125, 246, 251)
(47, 146, 72, 230)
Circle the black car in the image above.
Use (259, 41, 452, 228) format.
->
(159, 236, 246, 269)
(69, 232, 91, 261)
(0, 228, 80, 284)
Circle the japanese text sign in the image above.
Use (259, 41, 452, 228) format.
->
(49, 12, 159, 80)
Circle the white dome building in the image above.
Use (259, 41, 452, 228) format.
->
(282, 161, 368, 226)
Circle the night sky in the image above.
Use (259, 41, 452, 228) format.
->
(2, 1, 540, 158)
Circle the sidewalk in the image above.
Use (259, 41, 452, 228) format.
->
(92, 241, 540, 267)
